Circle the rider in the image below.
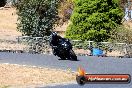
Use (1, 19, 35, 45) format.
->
(49, 32, 62, 55)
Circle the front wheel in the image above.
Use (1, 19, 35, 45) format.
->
(69, 49, 77, 61)
(59, 55, 66, 60)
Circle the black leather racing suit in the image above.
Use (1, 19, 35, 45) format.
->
(49, 35, 62, 55)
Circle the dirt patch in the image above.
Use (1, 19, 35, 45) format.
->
(0, 8, 21, 41)
(0, 64, 76, 87)
(0, 8, 18, 30)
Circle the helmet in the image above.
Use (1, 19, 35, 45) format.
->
(51, 32, 58, 39)
(51, 32, 57, 36)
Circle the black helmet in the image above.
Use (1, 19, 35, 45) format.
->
(51, 32, 58, 38)
(51, 32, 57, 36)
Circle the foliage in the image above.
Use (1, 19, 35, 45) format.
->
(120, 0, 127, 11)
(57, 0, 74, 25)
(16, 0, 59, 37)
(110, 25, 132, 44)
(0, 0, 6, 7)
(65, 0, 124, 42)
(18, 36, 50, 54)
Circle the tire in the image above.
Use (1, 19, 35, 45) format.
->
(69, 49, 77, 61)
(57, 53, 66, 60)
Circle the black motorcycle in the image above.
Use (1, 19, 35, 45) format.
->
(52, 38, 77, 61)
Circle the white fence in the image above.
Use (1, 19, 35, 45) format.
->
(0, 36, 132, 57)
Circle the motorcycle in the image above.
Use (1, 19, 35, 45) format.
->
(52, 38, 77, 61)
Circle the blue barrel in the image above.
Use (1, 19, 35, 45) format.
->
(92, 48, 103, 56)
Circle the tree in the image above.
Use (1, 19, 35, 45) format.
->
(120, 0, 127, 11)
(16, 0, 59, 37)
(0, 0, 6, 7)
(58, 0, 74, 25)
(110, 25, 132, 44)
(65, 0, 124, 42)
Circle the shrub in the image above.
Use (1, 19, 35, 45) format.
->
(57, 0, 74, 25)
(65, 0, 124, 42)
(16, 0, 59, 37)
(0, 0, 6, 7)
(110, 25, 132, 44)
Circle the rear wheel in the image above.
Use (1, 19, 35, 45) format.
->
(69, 49, 77, 61)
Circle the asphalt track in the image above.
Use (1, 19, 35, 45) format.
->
(0, 52, 132, 88)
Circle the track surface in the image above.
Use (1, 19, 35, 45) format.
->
(0, 52, 132, 88)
